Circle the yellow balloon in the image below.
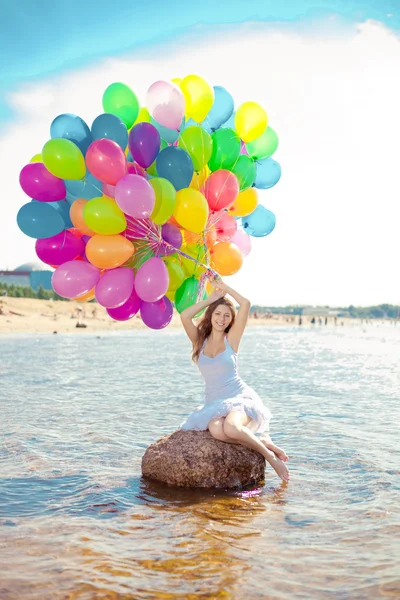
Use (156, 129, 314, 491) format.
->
(180, 75, 214, 123)
(83, 196, 126, 235)
(42, 138, 86, 180)
(171, 78, 182, 87)
(229, 188, 259, 218)
(190, 165, 210, 191)
(133, 107, 151, 126)
(234, 102, 268, 143)
(30, 153, 42, 163)
(174, 188, 208, 234)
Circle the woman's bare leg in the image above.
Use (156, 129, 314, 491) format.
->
(221, 411, 289, 482)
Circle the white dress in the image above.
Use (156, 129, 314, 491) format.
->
(180, 337, 271, 433)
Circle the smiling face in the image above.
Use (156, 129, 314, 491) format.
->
(211, 303, 233, 332)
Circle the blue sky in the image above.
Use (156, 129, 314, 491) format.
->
(1, 1, 399, 304)
(0, 1, 398, 120)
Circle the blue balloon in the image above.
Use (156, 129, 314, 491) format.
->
(203, 86, 234, 132)
(254, 158, 282, 189)
(156, 146, 194, 191)
(151, 116, 185, 144)
(91, 113, 128, 150)
(221, 113, 235, 129)
(242, 206, 276, 238)
(65, 172, 102, 199)
(46, 199, 73, 228)
(17, 202, 65, 239)
(50, 113, 92, 155)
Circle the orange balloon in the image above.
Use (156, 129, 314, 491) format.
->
(86, 234, 134, 269)
(210, 242, 243, 276)
(74, 287, 96, 302)
(181, 226, 217, 249)
(70, 199, 96, 236)
(229, 188, 258, 218)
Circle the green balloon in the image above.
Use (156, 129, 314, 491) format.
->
(164, 256, 185, 292)
(102, 82, 139, 128)
(178, 126, 212, 171)
(147, 139, 168, 176)
(149, 177, 176, 225)
(246, 127, 279, 161)
(175, 276, 206, 314)
(208, 128, 241, 172)
(231, 155, 257, 191)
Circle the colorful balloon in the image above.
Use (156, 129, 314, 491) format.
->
(175, 276, 205, 313)
(156, 146, 194, 191)
(178, 126, 212, 171)
(180, 75, 214, 123)
(234, 102, 268, 143)
(17, 201, 65, 239)
(231, 155, 256, 191)
(140, 296, 173, 330)
(70, 198, 96, 236)
(210, 241, 243, 276)
(52, 260, 101, 299)
(230, 228, 252, 257)
(215, 212, 237, 242)
(85, 234, 134, 269)
(115, 175, 155, 218)
(50, 113, 92, 155)
(42, 138, 86, 180)
(36, 230, 84, 266)
(106, 288, 142, 321)
(146, 80, 185, 130)
(135, 257, 169, 302)
(83, 196, 126, 234)
(163, 256, 185, 292)
(150, 117, 183, 144)
(149, 177, 176, 225)
(208, 128, 241, 172)
(202, 86, 234, 132)
(65, 172, 102, 200)
(229, 187, 258, 218)
(160, 223, 182, 255)
(95, 267, 135, 308)
(242, 206, 276, 237)
(128, 122, 160, 168)
(204, 170, 239, 212)
(91, 113, 128, 150)
(254, 158, 282, 189)
(19, 163, 66, 202)
(102, 82, 139, 128)
(86, 138, 127, 185)
(246, 127, 279, 160)
(174, 188, 208, 233)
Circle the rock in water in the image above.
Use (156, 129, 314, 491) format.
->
(141, 430, 266, 489)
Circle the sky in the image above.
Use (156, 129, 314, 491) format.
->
(0, 1, 399, 306)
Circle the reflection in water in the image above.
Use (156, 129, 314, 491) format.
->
(1, 326, 400, 598)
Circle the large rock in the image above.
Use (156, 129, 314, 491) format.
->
(141, 430, 266, 489)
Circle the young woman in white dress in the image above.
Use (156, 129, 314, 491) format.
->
(180, 280, 289, 482)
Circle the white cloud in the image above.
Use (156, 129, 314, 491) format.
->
(1, 19, 399, 306)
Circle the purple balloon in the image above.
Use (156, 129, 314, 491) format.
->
(52, 261, 100, 299)
(19, 163, 66, 202)
(35, 230, 84, 266)
(95, 268, 135, 308)
(135, 257, 169, 302)
(107, 288, 142, 321)
(157, 223, 182, 256)
(140, 296, 173, 330)
(115, 174, 155, 218)
(128, 122, 160, 168)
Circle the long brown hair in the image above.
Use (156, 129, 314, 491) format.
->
(192, 298, 236, 362)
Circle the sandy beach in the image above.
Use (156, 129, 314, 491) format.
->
(0, 296, 382, 335)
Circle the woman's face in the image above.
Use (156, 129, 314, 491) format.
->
(211, 304, 233, 332)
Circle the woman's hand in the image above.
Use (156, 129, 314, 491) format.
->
(208, 287, 226, 302)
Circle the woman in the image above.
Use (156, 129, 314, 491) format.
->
(180, 279, 289, 482)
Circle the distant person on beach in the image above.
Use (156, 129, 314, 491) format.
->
(180, 278, 289, 482)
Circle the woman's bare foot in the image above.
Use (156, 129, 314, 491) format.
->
(264, 446, 290, 482)
(259, 435, 288, 462)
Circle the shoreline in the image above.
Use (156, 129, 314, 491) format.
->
(0, 297, 396, 335)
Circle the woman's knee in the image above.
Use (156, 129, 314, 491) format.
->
(208, 418, 227, 441)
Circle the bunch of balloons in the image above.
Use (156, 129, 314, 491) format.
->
(17, 75, 281, 329)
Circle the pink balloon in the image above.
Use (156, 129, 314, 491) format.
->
(86, 138, 127, 185)
(107, 288, 142, 321)
(19, 163, 66, 202)
(215, 212, 237, 242)
(52, 260, 100, 299)
(102, 183, 115, 197)
(140, 296, 173, 330)
(230, 228, 252, 257)
(146, 81, 185, 130)
(127, 162, 146, 177)
(95, 267, 135, 308)
(135, 257, 169, 302)
(36, 230, 84, 266)
(115, 174, 155, 218)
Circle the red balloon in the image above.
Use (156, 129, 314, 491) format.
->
(204, 170, 239, 212)
(86, 139, 127, 185)
(214, 212, 237, 242)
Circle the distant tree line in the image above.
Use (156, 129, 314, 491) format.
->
(0, 282, 67, 301)
(251, 304, 399, 319)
